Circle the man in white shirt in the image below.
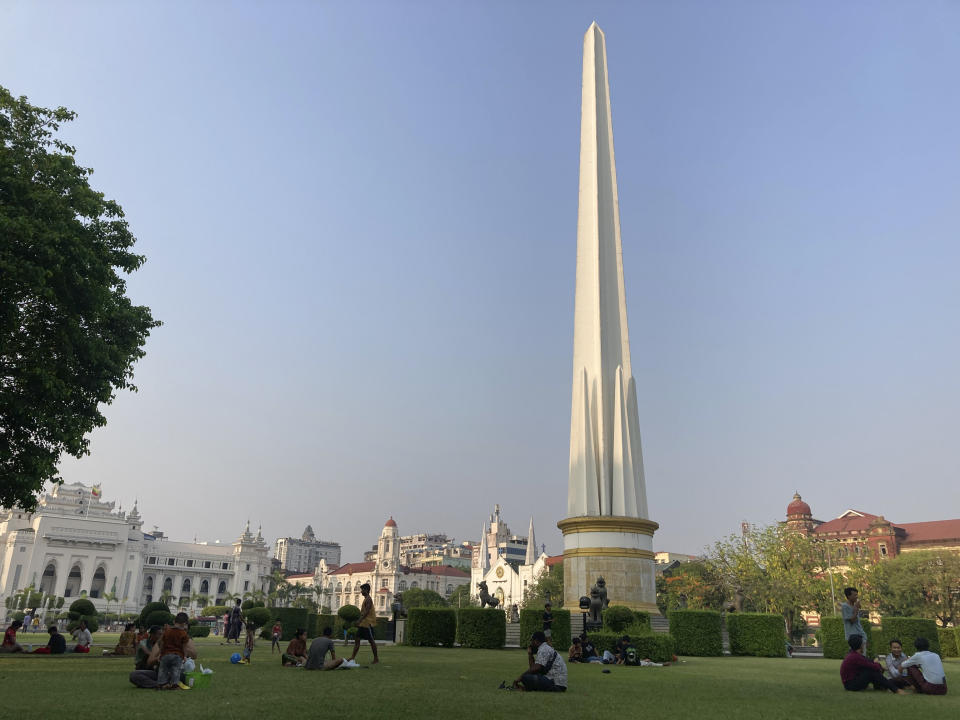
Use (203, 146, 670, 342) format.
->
(71, 621, 92, 653)
(513, 631, 567, 692)
(901, 637, 947, 695)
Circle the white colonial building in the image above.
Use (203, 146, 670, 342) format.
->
(274, 525, 341, 574)
(313, 517, 471, 616)
(470, 506, 550, 609)
(0, 483, 272, 615)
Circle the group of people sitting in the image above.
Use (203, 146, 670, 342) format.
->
(568, 633, 668, 667)
(841, 635, 948, 695)
(278, 625, 347, 670)
(1, 619, 92, 654)
(129, 612, 198, 690)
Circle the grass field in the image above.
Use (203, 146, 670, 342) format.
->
(1, 636, 957, 720)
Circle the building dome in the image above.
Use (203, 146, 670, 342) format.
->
(384, 516, 397, 528)
(787, 493, 811, 517)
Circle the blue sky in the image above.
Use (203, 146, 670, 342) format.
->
(4, 1, 959, 564)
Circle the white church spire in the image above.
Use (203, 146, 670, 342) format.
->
(525, 516, 537, 565)
(479, 522, 489, 572)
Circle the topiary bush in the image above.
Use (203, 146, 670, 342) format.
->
(138, 601, 169, 629)
(67, 598, 99, 633)
(144, 610, 175, 629)
(338, 604, 361, 624)
(668, 610, 722, 656)
(603, 605, 636, 633)
(456, 608, 506, 648)
(820, 617, 874, 659)
(727, 613, 786, 657)
(519, 608, 572, 651)
(188, 625, 211, 638)
(937, 627, 957, 658)
(406, 608, 456, 647)
(873, 617, 941, 656)
(241, 599, 265, 611)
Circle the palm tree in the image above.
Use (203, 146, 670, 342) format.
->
(159, 589, 173, 606)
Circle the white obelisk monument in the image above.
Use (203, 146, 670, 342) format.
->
(558, 22, 659, 613)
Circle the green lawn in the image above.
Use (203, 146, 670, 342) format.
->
(1, 639, 957, 720)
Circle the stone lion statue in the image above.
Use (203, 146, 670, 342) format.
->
(478, 580, 500, 609)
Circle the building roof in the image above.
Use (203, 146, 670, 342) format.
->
(810, 510, 880, 535)
(384, 517, 397, 528)
(545, 555, 563, 567)
(787, 492, 811, 517)
(286, 572, 313, 580)
(331, 562, 376, 575)
(900, 519, 960, 544)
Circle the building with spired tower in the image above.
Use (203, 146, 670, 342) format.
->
(558, 23, 659, 612)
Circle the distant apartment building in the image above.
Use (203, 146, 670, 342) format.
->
(362, 532, 472, 569)
(274, 525, 341, 574)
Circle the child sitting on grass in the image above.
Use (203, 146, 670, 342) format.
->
(157, 612, 193, 690)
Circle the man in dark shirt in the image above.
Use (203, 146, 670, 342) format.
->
(31, 626, 66, 654)
(581, 635, 599, 662)
(615, 635, 631, 664)
(840, 635, 903, 693)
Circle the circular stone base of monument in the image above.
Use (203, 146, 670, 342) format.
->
(558, 516, 660, 614)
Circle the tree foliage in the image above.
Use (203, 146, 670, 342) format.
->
(656, 561, 724, 614)
(873, 550, 960, 627)
(0, 86, 159, 510)
(399, 587, 448, 610)
(523, 563, 564, 608)
(447, 583, 474, 608)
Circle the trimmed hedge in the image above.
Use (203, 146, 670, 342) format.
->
(938, 627, 958, 658)
(727, 613, 786, 657)
(519, 608, 572, 651)
(820, 616, 874, 659)
(873, 617, 941, 656)
(268, 608, 309, 641)
(668, 610, 722, 656)
(138, 602, 169, 629)
(603, 605, 635, 632)
(306, 613, 318, 638)
(338, 604, 361, 623)
(631, 611, 652, 633)
(144, 610, 175, 629)
(188, 625, 211, 638)
(314, 614, 338, 638)
(456, 608, 506, 648)
(406, 608, 456, 647)
(585, 630, 675, 663)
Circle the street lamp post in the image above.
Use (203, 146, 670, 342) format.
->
(579, 595, 591, 640)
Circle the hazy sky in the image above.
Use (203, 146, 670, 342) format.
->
(4, 1, 959, 563)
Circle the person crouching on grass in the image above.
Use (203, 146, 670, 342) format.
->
(512, 631, 567, 692)
(840, 635, 904, 694)
(155, 613, 195, 690)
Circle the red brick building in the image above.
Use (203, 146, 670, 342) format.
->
(785, 493, 960, 561)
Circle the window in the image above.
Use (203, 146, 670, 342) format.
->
(186, 560, 194, 568)
(200, 580, 209, 594)
(222, 563, 229, 570)
(244, 580, 249, 591)
(167, 558, 175, 566)
(381, 579, 388, 588)
(148, 557, 157, 565)
(880, 543, 888, 557)
(204, 561, 211, 568)
(399, 580, 407, 591)
(19, 546, 25, 552)
(218, 581, 227, 594)
(245, 564, 250, 571)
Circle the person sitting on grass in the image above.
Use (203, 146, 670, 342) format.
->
(32, 626, 66, 654)
(579, 634, 602, 663)
(615, 635, 632, 664)
(512, 631, 567, 692)
(305, 626, 344, 670)
(883, 639, 910, 687)
(568, 637, 583, 662)
(129, 626, 163, 689)
(901, 637, 948, 695)
(71, 620, 92, 653)
(840, 635, 904, 694)
(282, 628, 307, 666)
(1, 619, 25, 653)
(156, 612, 193, 690)
(109, 623, 137, 656)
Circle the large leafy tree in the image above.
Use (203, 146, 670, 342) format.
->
(398, 587, 448, 610)
(873, 550, 960, 627)
(0, 86, 158, 509)
(656, 561, 725, 614)
(523, 563, 564, 608)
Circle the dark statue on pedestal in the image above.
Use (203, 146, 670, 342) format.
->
(477, 580, 500, 609)
(588, 576, 609, 624)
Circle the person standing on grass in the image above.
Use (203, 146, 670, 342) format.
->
(349, 583, 379, 664)
(305, 626, 345, 670)
(842, 587, 867, 654)
(271, 619, 283, 654)
(542, 603, 553, 641)
(512, 631, 567, 692)
(226, 599, 244, 644)
(241, 619, 256, 664)
(901, 637, 948, 695)
(840, 635, 903, 693)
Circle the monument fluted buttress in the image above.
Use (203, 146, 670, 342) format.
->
(559, 22, 659, 613)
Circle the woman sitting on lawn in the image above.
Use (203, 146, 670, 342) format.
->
(282, 628, 307, 666)
(1, 620, 25, 653)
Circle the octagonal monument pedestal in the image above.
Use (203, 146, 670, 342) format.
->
(559, 516, 660, 613)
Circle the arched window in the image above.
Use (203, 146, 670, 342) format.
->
(200, 579, 209, 594)
(336, 582, 343, 593)
(163, 577, 173, 592)
(182, 578, 191, 594)
(411, 581, 418, 589)
(89, 566, 107, 598)
(399, 580, 407, 591)
(65, 564, 82, 598)
(218, 580, 227, 594)
(344, 582, 351, 593)
(144, 576, 154, 591)
(446, 584, 453, 594)
(40, 563, 57, 595)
